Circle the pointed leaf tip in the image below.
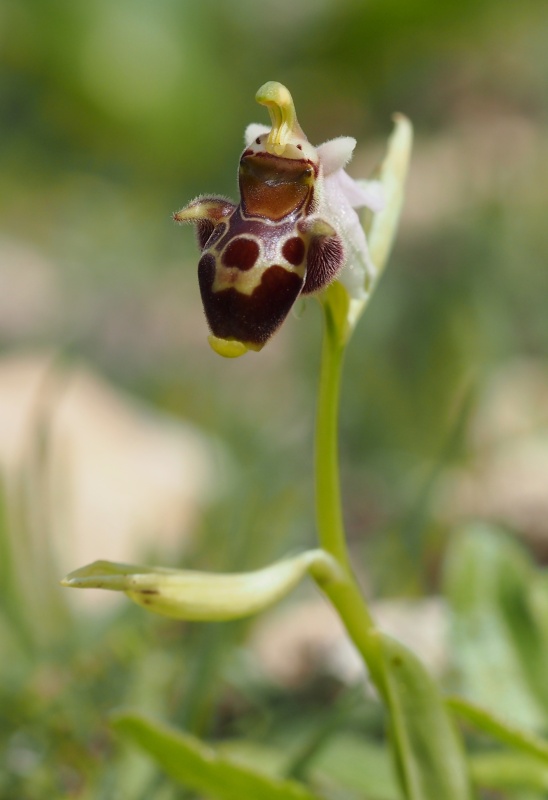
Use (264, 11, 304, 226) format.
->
(61, 549, 341, 622)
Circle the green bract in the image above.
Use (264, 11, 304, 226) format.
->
(324, 113, 413, 343)
(62, 550, 342, 621)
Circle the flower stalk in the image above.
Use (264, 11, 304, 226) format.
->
(312, 291, 384, 688)
(310, 111, 414, 684)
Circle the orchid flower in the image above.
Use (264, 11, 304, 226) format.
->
(174, 82, 412, 356)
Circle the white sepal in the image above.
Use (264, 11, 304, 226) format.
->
(323, 169, 378, 304)
(244, 123, 271, 147)
(353, 178, 385, 213)
(317, 136, 356, 176)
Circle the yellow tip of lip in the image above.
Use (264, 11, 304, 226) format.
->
(208, 336, 250, 358)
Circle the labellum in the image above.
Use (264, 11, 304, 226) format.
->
(174, 81, 377, 357)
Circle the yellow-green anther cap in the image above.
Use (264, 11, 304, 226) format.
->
(61, 550, 342, 621)
(255, 81, 306, 155)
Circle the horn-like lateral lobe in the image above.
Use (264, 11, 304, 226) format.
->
(174, 197, 236, 250)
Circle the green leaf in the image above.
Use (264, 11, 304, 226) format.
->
(112, 711, 325, 800)
(61, 549, 341, 621)
(447, 695, 548, 764)
(376, 632, 472, 800)
(444, 523, 548, 729)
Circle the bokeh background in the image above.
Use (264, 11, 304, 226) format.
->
(2, 0, 548, 797)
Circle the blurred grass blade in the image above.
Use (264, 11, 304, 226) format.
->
(112, 712, 324, 800)
(61, 549, 341, 621)
(308, 733, 402, 800)
(444, 522, 548, 729)
(469, 751, 548, 793)
(447, 695, 548, 763)
(376, 632, 472, 800)
(219, 733, 402, 800)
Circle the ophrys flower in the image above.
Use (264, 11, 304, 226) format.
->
(174, 81, 385, 357)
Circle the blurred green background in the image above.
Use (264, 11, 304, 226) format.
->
(2, 0, 548, 797)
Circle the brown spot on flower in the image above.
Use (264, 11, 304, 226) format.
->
(222, 237, 259, 271)
(282, 236, 305, 266)
(199, 263, 303, 346)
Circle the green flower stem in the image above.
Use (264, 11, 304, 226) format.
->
(315, 298, 350, 570)
(313, 302, 474, 800)
(314, 300, 382, 687)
